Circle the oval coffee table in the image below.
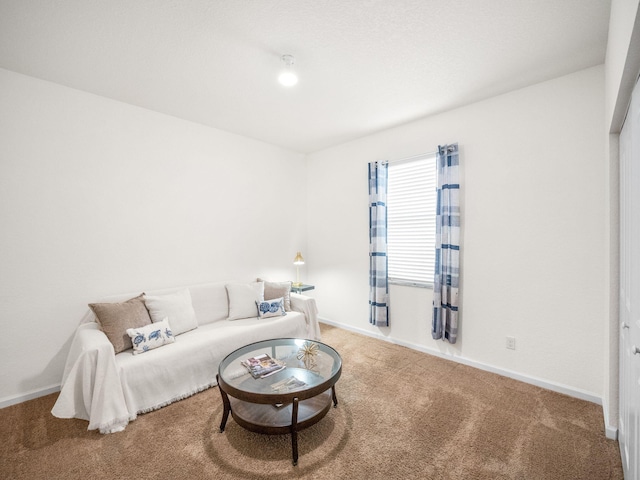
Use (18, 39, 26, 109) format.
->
(216, 338, 342, 466)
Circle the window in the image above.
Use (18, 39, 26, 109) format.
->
(386, 153, 437, 287)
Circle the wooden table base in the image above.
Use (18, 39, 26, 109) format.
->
(217, 374, 338, 466)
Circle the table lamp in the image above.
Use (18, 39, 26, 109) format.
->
(293, 252, 305, 287)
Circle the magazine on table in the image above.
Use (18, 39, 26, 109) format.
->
(241, 353, 286, 379)
(270, 375, 307, 393)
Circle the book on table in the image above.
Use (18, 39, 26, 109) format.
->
(241, 353, 286, 379)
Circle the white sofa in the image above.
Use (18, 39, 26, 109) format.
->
(51, 281, 321, 433)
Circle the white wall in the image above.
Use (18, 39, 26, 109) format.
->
(0, 61, 614, 417)
(0, 68, 306, 405)
(307, 66, 606, 400)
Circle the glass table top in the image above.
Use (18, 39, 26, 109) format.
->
(218, 338, 342, 396)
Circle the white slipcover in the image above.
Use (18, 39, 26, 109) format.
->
(51, 283, 320, 433)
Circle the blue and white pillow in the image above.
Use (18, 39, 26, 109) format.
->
(126, 318, 175, 354)
(256, 297, 286, 319)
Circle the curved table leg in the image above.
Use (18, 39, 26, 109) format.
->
(332, 385, 338, 407)
(217, 374, 232, 433)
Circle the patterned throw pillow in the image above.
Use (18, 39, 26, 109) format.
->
(257, 279, 292, 312)
(126, 318, 175, 355)
(255, 297, 286, 319)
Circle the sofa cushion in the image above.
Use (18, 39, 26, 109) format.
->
(226, 282, 264, 320)
(143, 289, 198, 335)
(256, 297, 286, 319)
(127, 318, 175, 354)
(188, 282, 228, 325)
(89, 294, 152, 354)
(258, 279, 292, 312)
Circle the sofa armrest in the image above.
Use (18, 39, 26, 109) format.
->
(58, 323, 110, 383)
(51, 322, 132, 433)
(290, 293, 321, 340)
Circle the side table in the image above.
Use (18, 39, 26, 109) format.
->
(291, 284, 314, 294)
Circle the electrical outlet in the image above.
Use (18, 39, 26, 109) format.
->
(506, 336, 516, 350)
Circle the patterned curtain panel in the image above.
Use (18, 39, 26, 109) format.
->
(368, 161, 389, 326)
(432, 144, 460, 343)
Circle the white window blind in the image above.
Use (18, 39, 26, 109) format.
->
(387, 154, 437, 286)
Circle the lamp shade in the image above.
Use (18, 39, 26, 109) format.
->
(293, 252, 305, 265)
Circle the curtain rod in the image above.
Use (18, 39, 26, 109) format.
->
(383, 150, 438, 165)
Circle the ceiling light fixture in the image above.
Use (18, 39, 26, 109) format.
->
(278, 54, 298, 87)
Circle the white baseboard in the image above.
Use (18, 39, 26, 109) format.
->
(319, 317, 603, 406)
(602, 397, 619, 440)
(605, 424, 618, 440)
(0, 384, 60, 410)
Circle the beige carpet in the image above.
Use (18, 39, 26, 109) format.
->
(1, 324, 623, 479)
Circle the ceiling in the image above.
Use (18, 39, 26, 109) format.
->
(0, 0, 611, 153)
